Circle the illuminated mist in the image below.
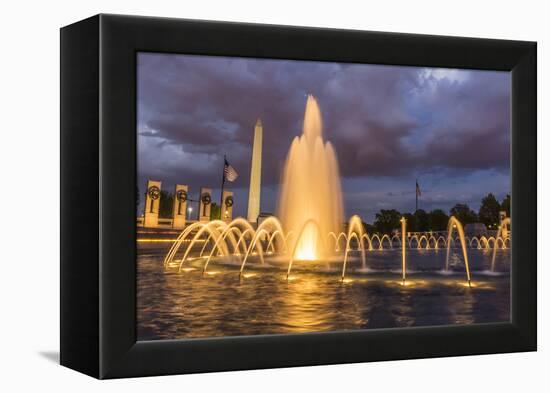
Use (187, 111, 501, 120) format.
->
(277, 95, 344, 261)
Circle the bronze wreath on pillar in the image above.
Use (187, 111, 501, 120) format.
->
(147, 185, 160, 200)
(147, 186, 160, 213)
(224, 196, 234, 208)
(176, 189, 187, 203)
(201, 193, 211, 205)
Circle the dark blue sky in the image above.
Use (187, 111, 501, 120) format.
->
(137, 53, 510, 223)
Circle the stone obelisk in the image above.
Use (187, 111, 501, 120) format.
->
(247, 119, 263, 223)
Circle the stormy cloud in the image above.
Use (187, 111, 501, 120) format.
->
(137, 53, 510, 221)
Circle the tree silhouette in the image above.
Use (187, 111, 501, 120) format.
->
(450, 203, 478, 224)
(414, 209, 429, 232)
(501, 194, 511, 218)
(158, 190, 174, 218)
(210, 203, 221, 221)
(428, 209, 449, 231)
(478, 193, 501, 227)
(403, 212, 417, 232)
(374, 209, 401, 234)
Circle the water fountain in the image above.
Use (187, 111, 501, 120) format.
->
(161, 95, 509, 286)
(340, 215, 367, 281)
(445, 216, 472, 287)
(277, 95, 344, 262)
(401, 217, 407, 284)
(491, 217, 511, 271)
(239, 217, 286, 275)
(162, 213, 509, 284)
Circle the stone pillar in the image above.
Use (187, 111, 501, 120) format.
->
(172, 184, 188, 229)
(143, 180, 161, 227)
(198, 187, 212, 222)
(247, 119, 263, 222)
(221, 190, 234, 222)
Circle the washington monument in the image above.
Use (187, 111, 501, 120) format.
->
(247, 119, 263, 222)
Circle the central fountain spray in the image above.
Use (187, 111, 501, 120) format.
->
(278, 95, 344, 262)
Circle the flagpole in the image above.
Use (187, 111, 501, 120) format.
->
(219, 155, 226, 219)
(415, 179, 418, 212)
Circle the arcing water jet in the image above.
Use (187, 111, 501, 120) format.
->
(401, 217, 407, 284)
(445, 216, 472, 287)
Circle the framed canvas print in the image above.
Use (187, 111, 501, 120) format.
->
(60, 14, 536, 379)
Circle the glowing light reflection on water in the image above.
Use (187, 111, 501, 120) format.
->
(137, 245, 510, 341)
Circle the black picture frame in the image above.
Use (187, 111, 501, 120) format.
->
(60, 14, 536, 379)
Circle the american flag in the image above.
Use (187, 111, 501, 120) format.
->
(416, 180, 422, 197)
(224, 158, 238, 182)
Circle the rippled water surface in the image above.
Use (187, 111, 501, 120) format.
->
(137, 243, 510, 340)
